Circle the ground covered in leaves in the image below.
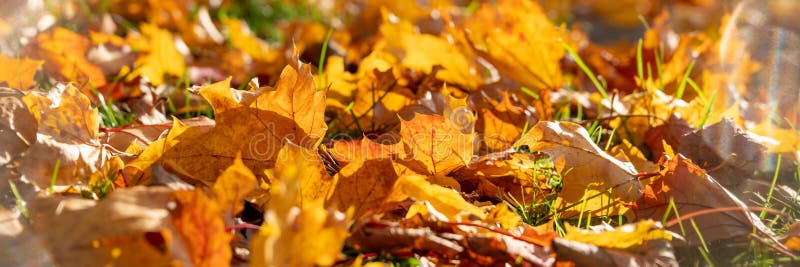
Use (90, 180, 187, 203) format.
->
(1, 0, 800, 266)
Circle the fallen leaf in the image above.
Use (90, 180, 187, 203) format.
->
(553, 237, 678, 267)
(678, 118, 766, 187)
(399, 113, 476, 176)
(484, 203, 524, 230)
(171, 190, 233, 267)
(29, 187, 193, 266)
(26, 27, 106, 88)
(212, 153, 257, 218)
(19, 83, 106, 189)
(0, 87, 37, 165)
(476, 92, 532, 152)
(126, 23, 185, 86)
(380, 9, 482, 89)
(397, 173, 485, 221)
(328, 157, 402, 217)
(514, 121, 643, 218)
(328, 136, 403, 165)
(264, 142, 335, 208)
(633, 155, 775, 245)
(463, 0, 565, 90)
(563, 220, 671, 251)
(158, 53, 327, 185)
(0, 54, 43, 89)
(250, 142, 351, 267)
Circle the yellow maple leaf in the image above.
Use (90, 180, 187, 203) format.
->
(397, 173, 485, 221)
(399, 113, 476, 176)
(251, 145, 351, 267)
(27, 27, 106, 88)
(127, 23, 185, 86)
(264, 142, 336, 208)
(171, 190, 232, 267)
(157, 54, 327, 185)
(212, 153, 258, 217)
(379, 9, 482, 89)
(0, 54, 43, 90)
(563, 220, 671, 251)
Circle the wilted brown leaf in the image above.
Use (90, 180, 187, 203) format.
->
(0, 87, 36, 166)
(633, 155, 775, 245)
(514, 121, 643, 218)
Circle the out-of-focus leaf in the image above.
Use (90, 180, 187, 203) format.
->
(514, 121, 643, 218)
(19, 84, 106, 189)
(29, 187, 193, 266)
(26, 27, 106, 88)
(0, 54, 42, 89)
(264, 142, 335, 208)
(554, 237, 678, 267)
(463, 0, 565, 90)
(171, 190, 232, 267)
(126, 23, 185, 86)
(250, 143, 351, 267)
(678, 118, 766, 187)
(484, 203, 523, 230)
(212, 153, 257, 218)
(0, 87, 36, 166)
(379, 9, 482, 89)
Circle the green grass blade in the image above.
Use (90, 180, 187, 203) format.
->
(49, 159, 60, 195)
(675, 60, 696, 99)
(318, 27, 334, 91)
(561, 42, 609, 99)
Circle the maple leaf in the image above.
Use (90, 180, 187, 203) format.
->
(224, 19, 276, 62)
(678, 118, 767, 187)
(29, 187, 193, 266)
(154, 53, 326, 185)
(171, 189, 233, 267)
(126, 23, 186, 86)
(563, 220, 671, 251)
(0, 87, 37, 166)
(397, 173, 485, 221)
(328, 156, 404, 217)
(212, 153, 257, 218)
(514, 121, 644, 219)
(399, 113, 476, 176)
(264, 142, 335, 208)
(463, 0, 565, 90)
(379, 9, 482, 89)
(26, 27, 106, 88)
(328, 136, 403, 165)
(251, 144, 351, 267)
(633, 155, 775, 245)
(476, 91, 531, 152)
(18, 83, 106, 189)
(0, 54, 43, 90)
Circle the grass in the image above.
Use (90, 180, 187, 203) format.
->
(561, 42, 609, 100)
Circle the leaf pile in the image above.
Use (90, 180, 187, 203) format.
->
(1, 0, 799, 266)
